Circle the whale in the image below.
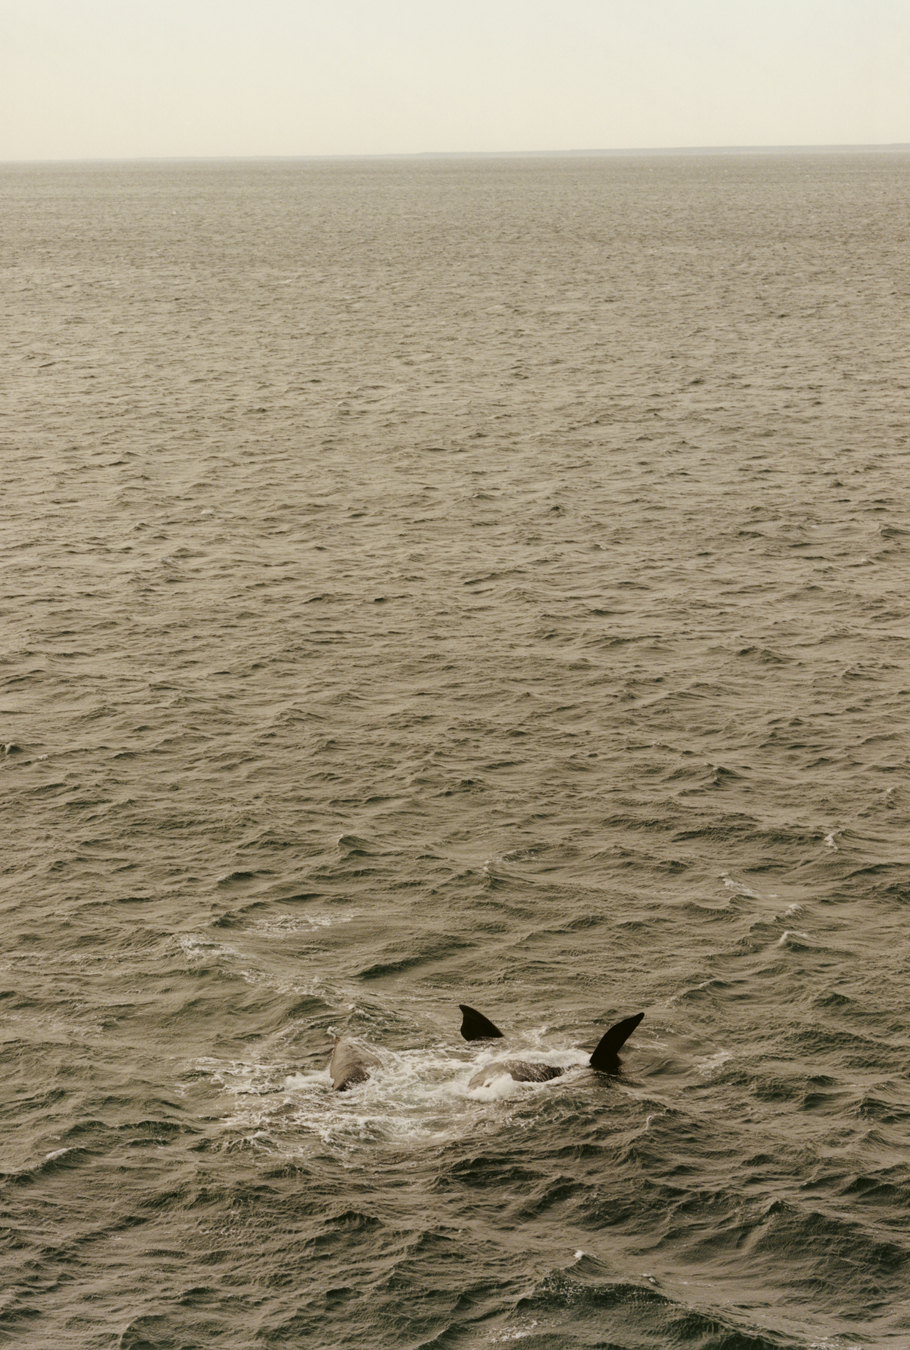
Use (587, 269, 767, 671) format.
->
(458, 1004, 644, 1088)
(327, 1007, 501, 1090)
(328, 1036, 381, 1091)
(325, 1005, 644, 1091)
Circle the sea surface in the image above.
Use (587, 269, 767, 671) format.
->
(3, 151, 910, 1349)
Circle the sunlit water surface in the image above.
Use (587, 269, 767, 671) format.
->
(3, 152, 910, 1349)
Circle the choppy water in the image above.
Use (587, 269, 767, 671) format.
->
(3, 151, 910, 1349)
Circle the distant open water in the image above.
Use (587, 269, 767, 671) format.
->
(2, 152, 910, 1349)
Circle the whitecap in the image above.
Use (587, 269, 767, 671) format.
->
(695, 1049, 733, 1076)
(488, 1322, 539, 1343)
(777, 929, 812, 947)
(248, 912, 355, 935)
(721, 872, 764, 899)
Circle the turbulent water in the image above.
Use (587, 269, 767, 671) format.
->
(3, 151, 910, 1349)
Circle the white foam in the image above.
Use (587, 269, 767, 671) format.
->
(721, 873, 765, 900)
(248, 912, 355, 935)
(488, 1321, 539, 1343)
(466, 1072, 526, 1101)
(177, 934, 235, 963)
(202, 1042, 594, 1151)
(777, 929, 812, 946)
(695, 1049, 733, 1076)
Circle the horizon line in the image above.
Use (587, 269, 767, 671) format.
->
(3, 142, 910, 167)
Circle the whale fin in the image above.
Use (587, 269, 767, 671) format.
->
(459, 1004, 505, 1041)
(588, 1012, 644, 1072)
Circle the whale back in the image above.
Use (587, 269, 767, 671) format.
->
(468, 1059, 565, 1089)
(328, 1037, 380, 1091)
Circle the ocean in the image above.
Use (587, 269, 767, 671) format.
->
(2, 150, 910, 1349)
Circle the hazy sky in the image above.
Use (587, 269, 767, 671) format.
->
(3, 0, 908, 161)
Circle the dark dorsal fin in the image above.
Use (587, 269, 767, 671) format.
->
(588, 1012, 644, 1072)
(459, 1004, 505, 1041)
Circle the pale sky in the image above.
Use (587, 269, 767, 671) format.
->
(2, 0, 908, 161)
